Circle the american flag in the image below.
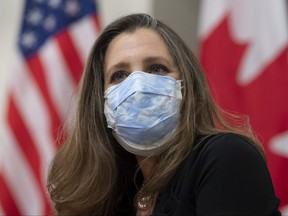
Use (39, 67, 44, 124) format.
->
(199, 0, 288, 213)
(0, 0, 100, 215)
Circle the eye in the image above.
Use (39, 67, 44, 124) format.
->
(110, 71, 129, 84)
(148, 64, 168, 75)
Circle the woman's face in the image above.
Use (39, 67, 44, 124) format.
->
(104, 28, 180, 89)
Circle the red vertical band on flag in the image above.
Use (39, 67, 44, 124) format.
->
(7, 99, 41, 183)
(26, 55, 62, 147)
(7, 98, 52, 214)
(56, 30, 84, 83)
(199, 17, 248, 112)
(92, 14, 101, 30)
(0, 175, 21, 216)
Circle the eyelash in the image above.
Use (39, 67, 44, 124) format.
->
(110, 64, 169, 84)
(147, 64, 168, 74)
(110, 71, 129, 84)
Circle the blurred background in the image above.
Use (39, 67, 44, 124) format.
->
(0, 0, 200, 114)
(0, 0, 287, 215)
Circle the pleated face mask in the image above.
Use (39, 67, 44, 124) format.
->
(104, 71, 182, 156)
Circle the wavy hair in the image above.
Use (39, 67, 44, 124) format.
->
(47, 13, 265, 215)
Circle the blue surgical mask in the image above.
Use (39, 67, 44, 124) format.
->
(104, 71, 182, 156)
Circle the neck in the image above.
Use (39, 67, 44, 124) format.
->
(136, 156, 157, 181)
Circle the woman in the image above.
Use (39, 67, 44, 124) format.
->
(47, 13, 280, 216)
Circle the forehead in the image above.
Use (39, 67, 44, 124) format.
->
(108, 28, 168, 50)
(104, 28, 173, 67)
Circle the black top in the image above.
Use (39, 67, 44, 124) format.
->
(118, 133, 281, 216)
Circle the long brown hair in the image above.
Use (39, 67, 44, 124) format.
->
(47, 13, 264, 215)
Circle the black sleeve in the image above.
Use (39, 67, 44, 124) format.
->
(195, 134, 281, 216)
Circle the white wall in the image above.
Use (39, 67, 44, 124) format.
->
(0, 1, 24, 120)
(98, 0, 152, 27)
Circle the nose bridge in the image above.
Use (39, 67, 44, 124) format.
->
(129, 58, 145, 73)
(131, 68, 144, 73)
(127, 50, 146, 73)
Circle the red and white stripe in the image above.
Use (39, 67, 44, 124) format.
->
(0, 14, 100, 215)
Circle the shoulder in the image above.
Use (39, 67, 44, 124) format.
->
(176, 133, 265, 178)
(171, 133, 265, 187)
(191, 133, 269, 182)
(195, 133, 264, 165)
(188, 133, 280, 214)
(159, 133, 280, 215)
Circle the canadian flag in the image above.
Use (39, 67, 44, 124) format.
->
(199, 0, 288, 212)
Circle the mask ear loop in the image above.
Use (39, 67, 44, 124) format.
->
(103, 100, 116, 130)
(176, 80, 184, 98)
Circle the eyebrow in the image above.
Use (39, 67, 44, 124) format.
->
(143, 56, 174, 66)
(106, 56, 174, 74)
(106, 62, 130, 75)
